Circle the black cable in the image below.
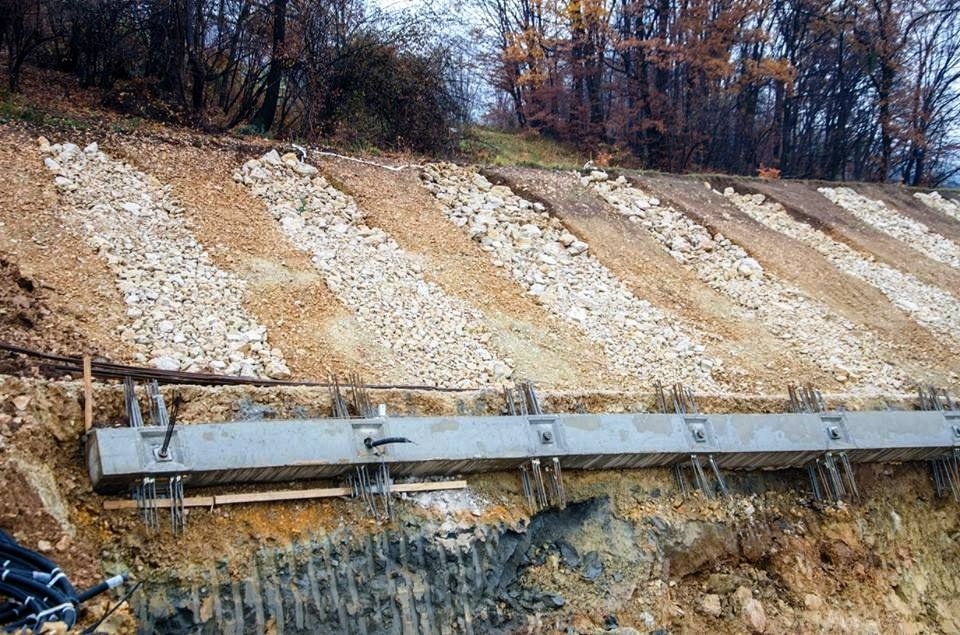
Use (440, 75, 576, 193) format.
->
(80, 581, 141, 635)
(364, 436, 414, 449)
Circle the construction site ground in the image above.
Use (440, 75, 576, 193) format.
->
(3, 71, 960, 633)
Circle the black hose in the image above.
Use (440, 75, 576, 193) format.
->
(0, 543, 77, 600)
(364, 436, 414, 449)
(0, 534, 130, 633)
(77, 573, 128, 603)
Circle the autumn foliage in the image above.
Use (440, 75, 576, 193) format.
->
(475, 0, 960, 185)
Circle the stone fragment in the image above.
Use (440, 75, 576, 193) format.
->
(581, 551, 603, 581)
(150, 356, 180, 371)
(700, 593, 722, 617)
(741, 598, 767, 633)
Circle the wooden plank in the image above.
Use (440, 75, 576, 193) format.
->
(214, 487, 351, 505)
(83, 355, 93, 432)
(392, 480, 468, 493)
(103, 496, 216, 510)
(101, 480, 468, 511)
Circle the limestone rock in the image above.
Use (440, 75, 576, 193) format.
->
(700, 593, 722, 617)
(741, 598, 767, 633)
(151, 356, 180, 371)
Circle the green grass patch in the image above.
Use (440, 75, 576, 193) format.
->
(0, 97, 90, 130)
(459, 127, 587, 169)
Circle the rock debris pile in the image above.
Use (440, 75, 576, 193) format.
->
(590, 173, 903, 390)
(724, 189, 960, 345)
(238, 151, 512, 386)
(914, 191, 960, 223)
(819, 187, 960, 269)
(39, 138, 290, 377)
(420, 163, 718, 387)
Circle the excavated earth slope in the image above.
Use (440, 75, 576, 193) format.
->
(2, 120, 960, 633)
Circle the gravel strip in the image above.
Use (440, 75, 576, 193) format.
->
(39, 138, 290, 377)
(590, 173, 904, 391)
(724, 189, 960, 345)
(914, 191, 960, 222)
(421, 163, 721, 389)
(238, 151, 512, 387)
(819, 187, 960, 269)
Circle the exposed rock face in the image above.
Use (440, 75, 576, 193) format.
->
(591, 174, 905, 392)
(420, 163, 720, 389)
(38, 139, 290, 378)
(915, 191, 960, 222)
(820, 186, 960, 269)
(724, 188, 960, 346)
(238, 152, 512, 387)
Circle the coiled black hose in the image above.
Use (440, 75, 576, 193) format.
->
(0, 530, 128, 632)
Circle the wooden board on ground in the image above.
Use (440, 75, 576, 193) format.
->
(102, 480, 468, 511)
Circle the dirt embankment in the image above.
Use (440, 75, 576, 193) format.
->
(110, 136, 371, 381)
(487, 167, 840, 394)
(0, 128, 133, 361)
(643, 174, 958, 381)
(2, 376, 960, 633)
(725, 178, 960, 297)
(318, 156, 615, 390)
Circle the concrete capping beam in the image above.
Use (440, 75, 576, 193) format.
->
(86, 410, 959, 493)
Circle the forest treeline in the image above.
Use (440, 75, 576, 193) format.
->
(0, 0, 468, 152)
(1, 0, 958, 183)
(476, 0, 960, 184)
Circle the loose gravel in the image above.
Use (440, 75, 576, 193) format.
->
(819, 187, 960, 269)
(590, 173, 904, 391)
(915, 191, 960, 223)
(39, 138, 290, 377)
(724, 188, 960, 346)
(238, 151, 512, 387)
(421, 163, 721, 389)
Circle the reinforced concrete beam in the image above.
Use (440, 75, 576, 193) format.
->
(85, 410, 960, 493)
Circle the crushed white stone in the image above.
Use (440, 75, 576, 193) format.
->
(237, 151, 512, 387)
(819, 187, 960, 269)
(420, 163, 720, 389)
(589, 173, 904, 391)
(914, 191, 960, 223)
(724, 189, 960, 346)
(39, 138, 290, 378)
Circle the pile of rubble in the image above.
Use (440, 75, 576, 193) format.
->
(590, 173, 904, 390)
(39, 139, 290, 377)
(915, 191, 960, 222)
(421, 163, 719, 387)
(238, 151, 512, 386)
(724, 189, 960, 344)
(819, 187, 960, 269)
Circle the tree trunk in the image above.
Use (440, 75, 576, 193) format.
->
(252, 0, 287, 132)
(877, 62, 895, 181)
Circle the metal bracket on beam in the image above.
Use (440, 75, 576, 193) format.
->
(821, 412, 851, 445)
(529, 416, 563, 450)
(945, 412, 960, 444)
